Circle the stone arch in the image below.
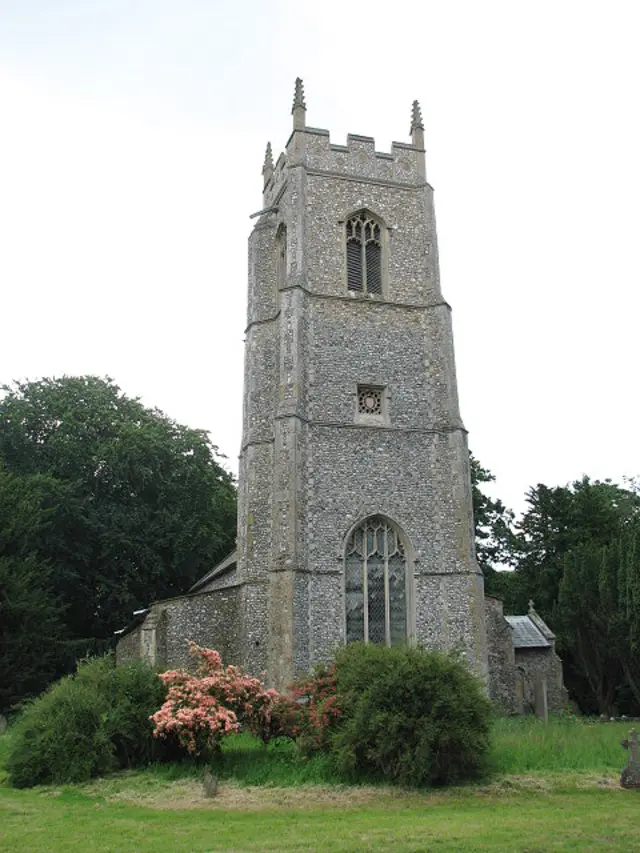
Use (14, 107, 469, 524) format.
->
(342, 208, 387, 296)
(343, 514, 414, 646)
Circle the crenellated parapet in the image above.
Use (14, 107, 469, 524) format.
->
(263, 133, 425, 205)
(262, 80, 427, 207)
(301, 130, 423, 185)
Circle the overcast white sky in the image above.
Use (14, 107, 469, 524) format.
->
(1, 0, 638, 515)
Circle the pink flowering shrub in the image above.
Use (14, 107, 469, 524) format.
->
(150, 643, 294, 757)
(288, 664, 343, 755)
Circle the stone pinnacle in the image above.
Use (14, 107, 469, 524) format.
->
(410, 100, 424, 133)
(292, 77, 307, 113)
(262, 142, 274, 175)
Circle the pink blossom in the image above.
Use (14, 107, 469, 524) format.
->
(149, 642, 294, 757)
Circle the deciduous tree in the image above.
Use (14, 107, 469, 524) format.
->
(0, 376, 237, 708)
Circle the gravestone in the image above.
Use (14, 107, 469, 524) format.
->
(202, 767, 218, 798)
(621, 728, 640, 789)
(534, 675, 548, 723)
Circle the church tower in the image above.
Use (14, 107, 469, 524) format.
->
(237, 80, 488, 689)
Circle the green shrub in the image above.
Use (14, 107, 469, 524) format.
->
(6, 656, 167, 787)
(331, 643, 493, 787)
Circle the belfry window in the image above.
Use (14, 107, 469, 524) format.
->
(346, 211, 382, 294)
(345, 516, 407, 646)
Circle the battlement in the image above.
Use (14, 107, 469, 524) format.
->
(262, 80, 426, 206)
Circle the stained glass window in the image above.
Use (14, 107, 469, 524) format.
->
(344, 516, 408, 645)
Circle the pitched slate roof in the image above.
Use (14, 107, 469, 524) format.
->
(505, 615, 551, 649)
(189, 549, 237, 593)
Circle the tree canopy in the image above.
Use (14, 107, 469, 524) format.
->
(0, 376, 237, 711)
(514, 477, 640, 714)
(469, 454, 516, 599)
(0, 465, 64, 710)
(470, 464, 640, 715)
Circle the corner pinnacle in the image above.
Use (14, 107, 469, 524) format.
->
(410, 100, 424, 133)
(262, 142, 274, 175)
(292, 77, 307, 113)
(262, 142, 274, 190)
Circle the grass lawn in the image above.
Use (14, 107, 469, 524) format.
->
(2, 719, 640, 852)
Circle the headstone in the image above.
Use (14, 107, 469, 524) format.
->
(621, 728, 640, 789)
(534, 675, 548, 723)
(202, 767, 218, 798)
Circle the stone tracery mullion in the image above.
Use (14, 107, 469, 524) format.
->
(362, 524, 369, 644)
(383, 522, 391, 646)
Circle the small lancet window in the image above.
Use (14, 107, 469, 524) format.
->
(345, 516, 408, 646)
(276, 224, 287, 290)
(346, 212, 382, 295)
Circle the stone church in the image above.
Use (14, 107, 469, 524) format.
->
(116, 80, 565, 714)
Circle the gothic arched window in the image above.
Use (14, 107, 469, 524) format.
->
(345, 516, 408, 646)
(346, 211, 382, 295)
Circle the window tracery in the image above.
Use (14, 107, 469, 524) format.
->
(345, 516, 407, 646)
(357, 385, 383, 416)
(346, 212, 382, 294)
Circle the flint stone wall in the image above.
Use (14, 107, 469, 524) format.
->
(484, 596, 517, 714)
(116, 587, 241, 671)
(515, 647, 567, 714)
(115, 624, 143, 665)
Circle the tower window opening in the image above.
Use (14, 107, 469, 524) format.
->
(357, 385, 383, 416)
(345, 516, 408, 646)
(276, 224, 287, 290)
(346, 212, 382, 294)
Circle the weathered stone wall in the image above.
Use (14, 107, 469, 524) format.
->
(303, 422, 485, 668)
(484, 596, 517, 714)
(264, 131, 429, 212)
(160, 587, 241, 670)
(238, 581, 269, 677)
(515, 647, 567, 714)
(115, 624, 142, 665)
(115, 587, 241, 671)
(303, 173, 439, 303)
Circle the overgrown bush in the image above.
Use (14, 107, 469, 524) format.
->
(330, 643, 493, 787)
(288, 664, 343, 755)
(7, 656, 167, 787)
(151, 643, 294, 758)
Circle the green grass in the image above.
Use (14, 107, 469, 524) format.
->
(58, 734, 341, 790)
(491, 716, 630, 773)
(132, 717, 635, 790)
(2, 718, 640, 852)
(216, 733, 340, 784)
(1, 781, 639, 852)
